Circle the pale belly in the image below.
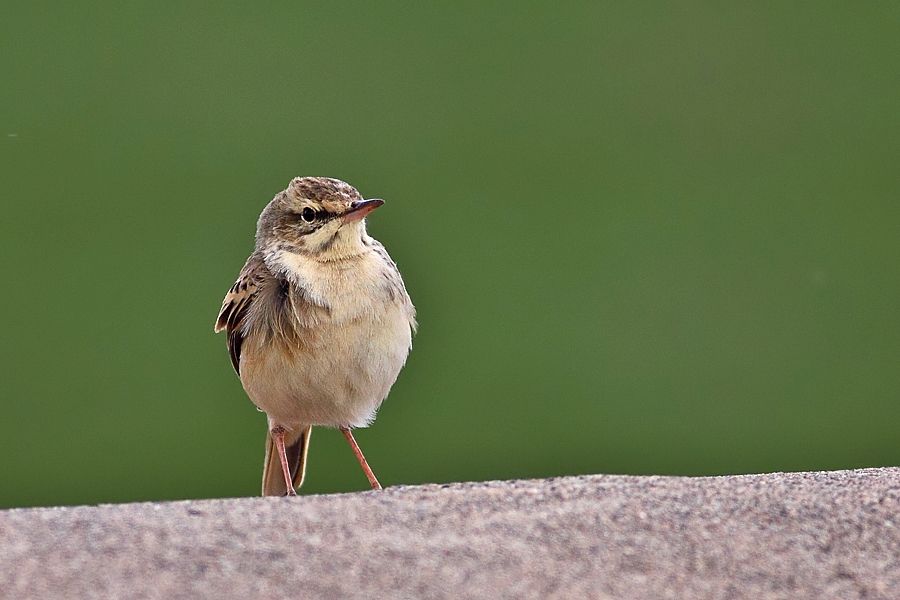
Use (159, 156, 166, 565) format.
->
(238, 307, 412, 428)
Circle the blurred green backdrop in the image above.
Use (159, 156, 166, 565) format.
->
(1, 3, 898, 508)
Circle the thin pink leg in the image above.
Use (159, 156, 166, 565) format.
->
(340, 427, 383, 490)
(272, 426, 297, 496)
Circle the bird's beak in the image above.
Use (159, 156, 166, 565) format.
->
(342, 198, 384, 223)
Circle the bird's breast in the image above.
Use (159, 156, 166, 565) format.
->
(274, 248, 409, 323)
(240, 302, 412, 428)
(240, 248, 414, 428)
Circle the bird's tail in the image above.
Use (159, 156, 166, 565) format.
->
(262, 425, 312, 496)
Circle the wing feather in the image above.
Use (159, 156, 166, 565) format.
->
(215, 254, 266, 374)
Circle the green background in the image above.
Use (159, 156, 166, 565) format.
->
(2, 3, 898, 508)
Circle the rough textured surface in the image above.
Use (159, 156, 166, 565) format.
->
(2, 468, 899, 599)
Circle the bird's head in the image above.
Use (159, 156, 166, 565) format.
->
(256, 176, 384, 261)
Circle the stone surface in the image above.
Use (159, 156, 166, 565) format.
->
(2, 468, 899, 599)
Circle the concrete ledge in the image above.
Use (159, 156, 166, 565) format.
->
(2, 468, 899, 599)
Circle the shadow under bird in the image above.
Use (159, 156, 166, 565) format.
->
(215, 177, 416, 495)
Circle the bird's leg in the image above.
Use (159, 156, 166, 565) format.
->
(340, 427, 383, 490)
(271, 425, 297, 496)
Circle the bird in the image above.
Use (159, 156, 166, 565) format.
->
(214, 176, 416, 496)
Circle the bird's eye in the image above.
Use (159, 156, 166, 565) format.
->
(301, 207, 316, 223)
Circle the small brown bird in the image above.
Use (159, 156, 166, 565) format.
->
(215, 177, 416, 495)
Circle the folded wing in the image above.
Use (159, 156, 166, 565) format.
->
(214, 254, 266, 375)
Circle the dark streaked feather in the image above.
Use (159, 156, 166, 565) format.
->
(227, 328, 244, 374)
(214, 254, 266, 374)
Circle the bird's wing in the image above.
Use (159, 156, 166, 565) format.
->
(215, 254, 267, 374)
